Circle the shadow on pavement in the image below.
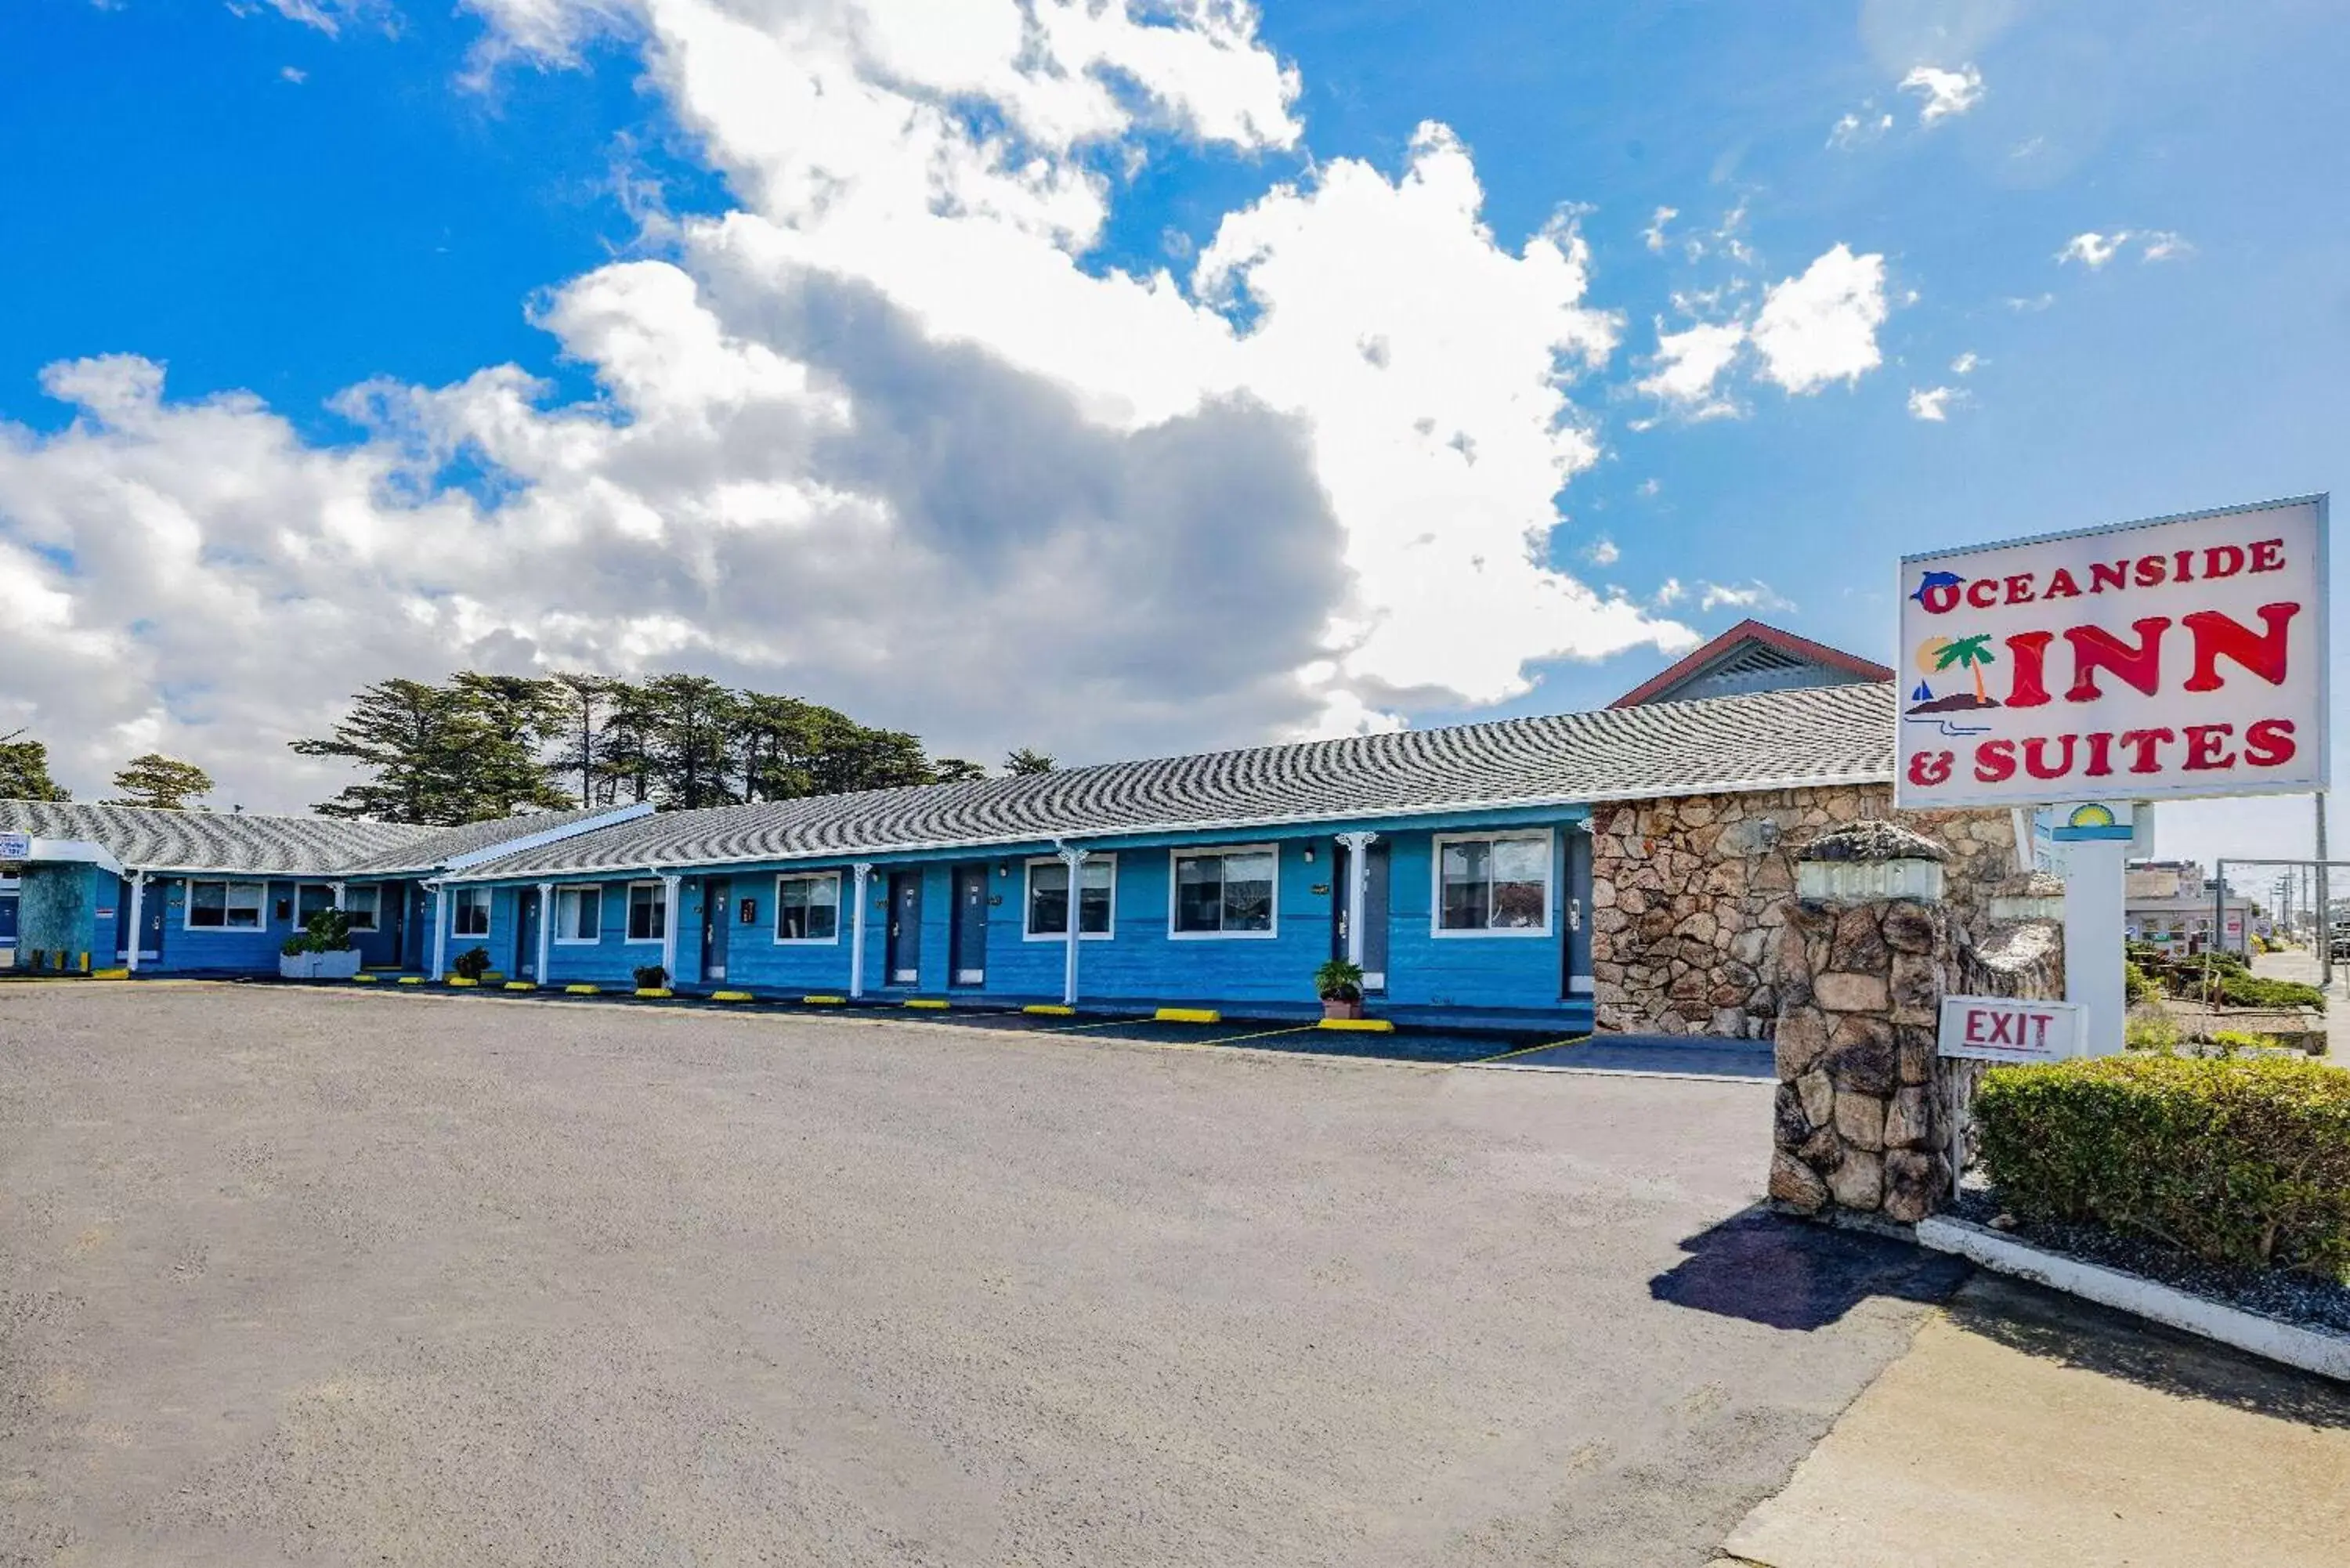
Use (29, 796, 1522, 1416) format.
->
(1650, 1205, 1972, 1331)
(1947, 1273, 2350, 1431)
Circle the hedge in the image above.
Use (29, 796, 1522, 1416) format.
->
(1976, 1054, 2350, 1281)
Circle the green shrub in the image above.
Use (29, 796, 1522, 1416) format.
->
(2122, 1011, 2182, 1053)
(2123, 959, 2159, 1006)
(1976, 1054, 2350, 1281)
(2214, 974, 2326, 1013)
(633, 963, 669, 992)
(453, 945, 492, 981)
(2207, 1029, 2284, 1057)
(1313, 959, 1364, 1002)
(280, 907, 354, 957)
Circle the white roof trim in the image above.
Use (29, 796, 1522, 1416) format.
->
(439, 802, 657, 871)
(19, 838, 128, 878)
(441, 767, 1896, 883)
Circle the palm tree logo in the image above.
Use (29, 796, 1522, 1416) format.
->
(1935, 634, 1997, 704)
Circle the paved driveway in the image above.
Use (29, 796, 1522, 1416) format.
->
(1, 985, 1962, 1566)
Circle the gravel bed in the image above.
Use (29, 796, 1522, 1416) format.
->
(1950, 1186, 2350, 1338)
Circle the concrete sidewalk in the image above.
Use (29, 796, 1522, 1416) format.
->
(1716, 1273, 2350, 1568)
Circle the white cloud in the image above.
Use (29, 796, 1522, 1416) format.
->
(1643, 206, 1677, 254)
(0, 0, 1697, 806)
(280, 65, 308, 83)
(1585, 537, 1620, 566)
(1634, 478, 1659, 498)
(1750, 244, 1889, 394)
(232, 0, 390, 38)
(1900, 63, 1984, 125)
(1696, 580, 1792, 614)
(1949, 351, 1979, 374)
(1827, 108, 1893, 150)
(1636, 319, 1746, 417)
(1653, 577, 1685, 608)
(2058, 229, 2191, 268)
(2005, 292, 2055, 313)
(2056, 231, 2128, 268)
(1907, 386, 1958, 421)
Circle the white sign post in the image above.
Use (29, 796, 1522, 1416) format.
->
(1898, 496, 2330, 1051)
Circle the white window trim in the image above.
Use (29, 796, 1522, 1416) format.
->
(1022, 854, 1117, 941)
(772, 870, 844, 946)
(184, 879, 266, 932)
(1166, 843, 1280, 941)
(451, 885, 494, 939)
(344, 884, 381, 932)
(624, 880, 667, 945)
(1430, 829, 1556, 939)
(553, 885, 604, 946)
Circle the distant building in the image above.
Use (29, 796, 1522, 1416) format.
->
(2127, 861, 2259, 952)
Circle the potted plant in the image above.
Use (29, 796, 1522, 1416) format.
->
(1315, 958, 1366, 1021)
(450, 945, 492, 985)
(633, 963, 671, 998)
(279, 908, 361, 980)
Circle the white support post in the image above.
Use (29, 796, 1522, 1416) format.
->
(428, 882, 448, 980)
(1336, 831, 1377, 970)
(330, 880, 345, 911)
(2063, 838, 2129, 1055)
(1058, 844, 1090, 1006)
(849, 863, 873, 999)
(660, 873, 682, 985)
(123, 872, 146, 974)
(537, 881, 553, 983)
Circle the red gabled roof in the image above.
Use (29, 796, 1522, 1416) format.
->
(1608, 618, 1895, 709)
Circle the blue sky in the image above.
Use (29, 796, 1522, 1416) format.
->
(0, 0, 2341, 869)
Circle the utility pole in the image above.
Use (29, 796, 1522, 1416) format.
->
(2319, 792, 2334, 991)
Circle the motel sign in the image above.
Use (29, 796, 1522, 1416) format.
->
(1895, 496, 2328, 809)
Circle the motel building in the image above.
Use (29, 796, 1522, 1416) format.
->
(0, 621, 2038, 1037)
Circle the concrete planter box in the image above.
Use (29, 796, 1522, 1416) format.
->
(279, 950, 363, 981)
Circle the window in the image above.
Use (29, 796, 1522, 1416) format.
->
(187, 880, 264, 930)
(1434, 832, 1552, 936)
(1170, 847, 1276, 937)
(344, 885, 381, 932)
(554, 886, 602, 944)
(1025, 856, 1115, 939)
(774, 873, 841, 943)
(627, 882, 666, 943)
(296, 883, 337, 926)
(452, 887, 492, 938)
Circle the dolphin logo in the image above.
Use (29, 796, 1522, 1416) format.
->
(1910, 569, 1961, 606)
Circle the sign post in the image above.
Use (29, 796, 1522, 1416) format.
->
(1897, 495, 2330, 1050)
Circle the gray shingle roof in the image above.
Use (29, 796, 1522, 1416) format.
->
(0, 800, 647, 878)
(452, 682, 1900, 880)
(0, 800, 439, 876)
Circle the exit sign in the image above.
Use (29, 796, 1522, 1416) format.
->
(1937, 995, 2085, 1064)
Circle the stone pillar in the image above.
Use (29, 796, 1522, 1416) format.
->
(1768, 821, 1961, 1226)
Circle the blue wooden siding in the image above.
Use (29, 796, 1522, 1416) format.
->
(472, 807, 1593, 1017)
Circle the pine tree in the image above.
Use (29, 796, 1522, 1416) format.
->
(930, 757, 988, 783)
(291, 678, 472, 823)
(107, 753, 213, 811)
(1003, 747, 1057, 776)
(446, 672, 573, 818)
(0, 732, 70, 801)
(638, 674, 739, 810)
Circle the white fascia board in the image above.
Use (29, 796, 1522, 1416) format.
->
(22, 839, 128, 877)
(436, 768, 1896, 884)
(438, 804, 659, 872)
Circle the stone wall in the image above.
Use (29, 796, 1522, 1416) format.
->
(1766, 827, 2064, 1225)
(1588, 782, 2023, 1039)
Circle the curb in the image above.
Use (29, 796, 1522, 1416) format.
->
(1914, 1214, 2350, 1384)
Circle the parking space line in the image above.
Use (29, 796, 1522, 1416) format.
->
(1198, 1024, 1319, 1047)
(1466, 1035, 1590, 1065)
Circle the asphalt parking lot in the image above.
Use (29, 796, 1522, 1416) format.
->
(2, 983, 1961, 1567)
